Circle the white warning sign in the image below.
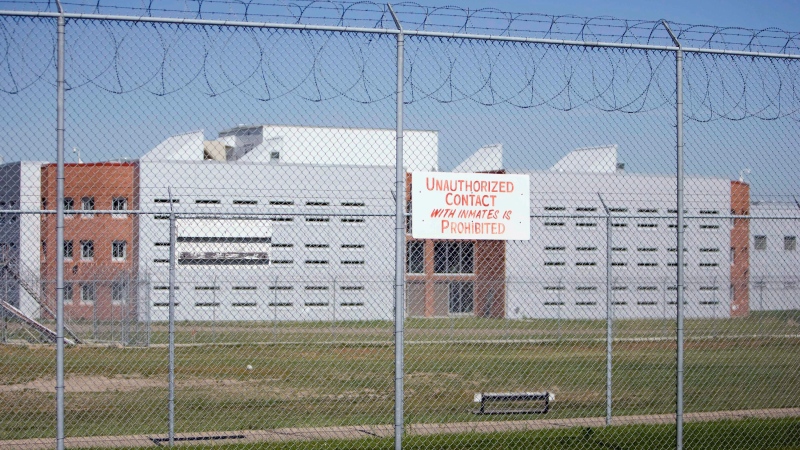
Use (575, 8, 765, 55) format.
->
(411, 172, 530, 240)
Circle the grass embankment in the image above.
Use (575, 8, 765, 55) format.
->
(1, 313, 798, 440)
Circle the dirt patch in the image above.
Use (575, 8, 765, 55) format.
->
(0, 375, 270, 394)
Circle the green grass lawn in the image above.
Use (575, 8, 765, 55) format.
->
(8, 310, 799, 346)
(72, 418, 800, 450)
(1, 313, 798, 441)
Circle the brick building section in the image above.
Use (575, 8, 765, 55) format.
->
(40, 163, 138, 321)
(730, 181, 750, 317)
(405, 173, 506, 318)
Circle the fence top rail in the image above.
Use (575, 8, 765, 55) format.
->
(3, 210, 800, 220)
(2, 1, 799, 49)
(1, 9, 799, 59)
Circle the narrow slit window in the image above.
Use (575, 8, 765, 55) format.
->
(342, 260, 365, 265)
(340, 286, 364, 291)
(305, 260, 329, 265)
(544, 286, 565, 291)
(305, 243, 329, 249)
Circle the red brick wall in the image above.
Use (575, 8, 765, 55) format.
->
(730, 181, 750, 317)
(405, 173, 506, 318)
(41, 163, 138, 321)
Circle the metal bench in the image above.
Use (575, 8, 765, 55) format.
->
(473, 391, 553, 415)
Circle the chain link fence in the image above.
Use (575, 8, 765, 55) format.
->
(0, 2, 799, 449)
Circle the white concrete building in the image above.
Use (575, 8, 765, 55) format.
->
(3, 124, 798, 325)
(216, 124, 439, 170)
(137, 125, 438, 322)
(0, 161, 44, 318)
(749, 200, 800, 311)
(468, 145, 737, 320)
(505, 171, 734, 320)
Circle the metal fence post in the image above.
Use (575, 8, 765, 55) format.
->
(675, 44, 685, 450)
(55, 2, 66, 449)
(599, 194, 613, 425)
(331, 278, 336, 335)
(167, 189, 176, 447)
(92, 297, 97, 340)
(662, 20, 685, 450)
(388, 4, 405, 450)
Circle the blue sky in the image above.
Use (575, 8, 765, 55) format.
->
(0, 1, 797, 197)
(418, 0, 799, 31)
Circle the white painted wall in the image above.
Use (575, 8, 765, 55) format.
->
(749, 201, 800, 311)
(138, 156, 395, 322)
(505, 170, 732, 320)
(0, 161, 43, 318)
(218, 125, 438, 171)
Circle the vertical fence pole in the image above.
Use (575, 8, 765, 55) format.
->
(332, 278, 337, 337)
(167, 189, 176, 447)
(92, 298, 97, 340)
(662, 20, 685, 450)
(55, 1, 66, 449)
(388, 4, 404, 450)
(599, 194, 612, 425)
(675, 44, 685, 450)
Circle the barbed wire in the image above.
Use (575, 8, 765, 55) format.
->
(1, 1, 799, 52)
(0, 2, 798, 120)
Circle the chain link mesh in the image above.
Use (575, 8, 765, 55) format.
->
(0, 3, 799, 449)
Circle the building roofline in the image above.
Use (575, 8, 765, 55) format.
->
(510, 168, 734, 183)
(218, 123, 438, 134)
(41, 161, 138, 167)
(138, 159, 396, 171)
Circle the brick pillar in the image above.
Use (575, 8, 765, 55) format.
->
(730, 181, 750, 317)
